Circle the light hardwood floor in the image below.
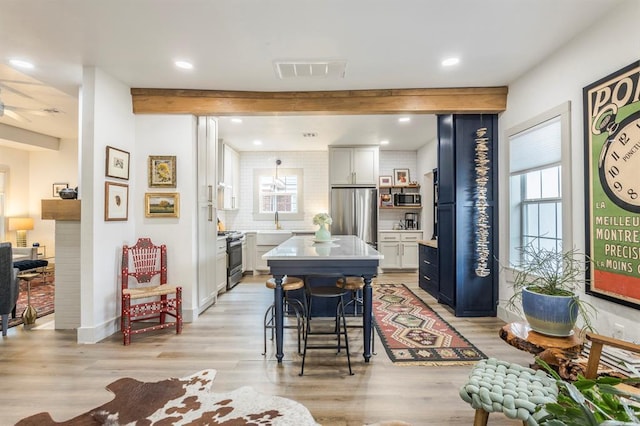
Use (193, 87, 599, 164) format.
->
(0, 272, 533, 425)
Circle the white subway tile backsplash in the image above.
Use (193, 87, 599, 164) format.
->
(225, 151, 329, 231)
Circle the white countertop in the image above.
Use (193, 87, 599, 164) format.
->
(262, 235, 383, 260)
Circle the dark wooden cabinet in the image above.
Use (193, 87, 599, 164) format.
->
(419, 243, 439, 298)
(436, 114, 499, 317)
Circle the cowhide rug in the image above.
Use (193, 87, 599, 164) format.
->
(16, 369, 319, 425)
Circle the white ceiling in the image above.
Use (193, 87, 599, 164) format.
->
(0, 0, 626, 151)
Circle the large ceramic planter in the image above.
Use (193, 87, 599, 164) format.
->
(521, 287, 579, 337)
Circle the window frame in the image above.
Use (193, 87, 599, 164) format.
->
(253, 167, 304, 221)
(506, 102, 572, 267)
(0, 167, 8, 241)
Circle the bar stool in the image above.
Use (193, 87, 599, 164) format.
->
(300, 276, 353, 376)
(263, 276, 306, 355)
(336, 276, 375, 353)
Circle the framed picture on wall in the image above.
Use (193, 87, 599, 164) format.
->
(104, 182, 129, 221)
(52, 182, 68, 198)
(105, 146, 130, 180)
(145, 192, 180, 218)
(379, 175, 393, 187)
(583, 60, 640, 310)
(393, 169, 410, 186)
(148, 155, 177, 188)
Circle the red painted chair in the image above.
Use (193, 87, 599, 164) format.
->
(121, 238, 182, 345)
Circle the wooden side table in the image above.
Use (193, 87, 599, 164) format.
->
(499, 321, 583, 379)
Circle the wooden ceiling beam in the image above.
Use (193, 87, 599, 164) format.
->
(131, 87, 508, 115)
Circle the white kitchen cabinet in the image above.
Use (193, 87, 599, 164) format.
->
(218, 143, 240, 210)
(329, 146, 379, 186)
(378, 231, 421, 270)
(215, 237, 227, 294)
(254, 231, 292, 273)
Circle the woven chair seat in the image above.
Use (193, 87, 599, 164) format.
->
(265, 276, 304, 291)
(336, 276, 364, 290)
(459, 358, 558, 426)
(124, 285, 180, 299)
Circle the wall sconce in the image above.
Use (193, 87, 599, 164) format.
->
(8, 217, 34, 247)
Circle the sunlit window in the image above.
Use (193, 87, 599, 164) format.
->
(507, 103, 571, 266)
(253, 168, 304, 221)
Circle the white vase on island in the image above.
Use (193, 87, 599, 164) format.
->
(315, 223, 331, 242)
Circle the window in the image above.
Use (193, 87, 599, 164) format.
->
(507, 102, 571, 266)
(253, 168, 304, 220)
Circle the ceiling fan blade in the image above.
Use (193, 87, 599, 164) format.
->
(2, 108, 31, 123)
(0, 82, 40, 101)
(6, 105, 64, 116)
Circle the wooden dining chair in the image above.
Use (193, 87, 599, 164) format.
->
(584, 332, 640, 397)
(121, 238, 182, 345)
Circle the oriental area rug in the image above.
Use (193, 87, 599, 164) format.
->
(1, 275, 54, 330)
(373, 283, 486, 365)
(17, 369, 319, 426)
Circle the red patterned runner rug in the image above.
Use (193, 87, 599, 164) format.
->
(373, 283, 486, 365)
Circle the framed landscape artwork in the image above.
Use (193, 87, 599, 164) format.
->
(148, 155, 177, 188)
(105, 146, 130, 180)
(583, 60, 640, 310)
(104, 182, 129, 221)
(145, 192, 180, 218)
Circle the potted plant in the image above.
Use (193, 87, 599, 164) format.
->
(535, 358, 640, 425)
(505, 241, 597, 337)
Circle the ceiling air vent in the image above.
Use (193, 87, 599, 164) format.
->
(274, 60, 347, 79)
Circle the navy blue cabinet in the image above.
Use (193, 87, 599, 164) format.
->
(418, 243, 439, 297)
(436, 114, 499, 317)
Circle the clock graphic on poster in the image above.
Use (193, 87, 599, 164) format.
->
(597, 114, 640, 213)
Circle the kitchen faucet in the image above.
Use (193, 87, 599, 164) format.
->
(275, 211, 281, 230)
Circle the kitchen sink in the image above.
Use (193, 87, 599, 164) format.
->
(256, 231, 293, 245)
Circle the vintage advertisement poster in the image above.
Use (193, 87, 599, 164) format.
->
(583, 60, 640, 309)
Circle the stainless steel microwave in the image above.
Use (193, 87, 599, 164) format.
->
(394, 193, 421, 206)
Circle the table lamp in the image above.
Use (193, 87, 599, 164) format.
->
(8, 217, 34, 247)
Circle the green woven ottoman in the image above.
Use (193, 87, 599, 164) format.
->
(459, 358, 558, 426)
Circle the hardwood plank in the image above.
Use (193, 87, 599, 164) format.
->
(0, 272, 533, 425)
(131, 87, 508, 115)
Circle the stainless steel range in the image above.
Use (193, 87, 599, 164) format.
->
(220, 231, 244, 290)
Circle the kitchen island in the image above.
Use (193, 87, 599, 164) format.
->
(263, 235, 382, 364)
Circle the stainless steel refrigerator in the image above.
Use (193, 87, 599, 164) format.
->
(330, 187, 378, 247)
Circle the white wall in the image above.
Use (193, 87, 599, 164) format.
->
(498, 0, 640, 342)
(224, 150, 329, 231)
(29, 138, 79, 257)
(135, 115, 199, 321)
(78, 67, 136, 343)
(0, 146, 30, 243)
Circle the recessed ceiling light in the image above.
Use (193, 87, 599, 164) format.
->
(253, 140, 263, 146)
(9, 59, 34, 69)
(231, 118, 243, 123)
(175, 60, 193, 70)
(398, 117, 411, 123)
(442, 57, 460, 67)
(380, 140, 390, 145)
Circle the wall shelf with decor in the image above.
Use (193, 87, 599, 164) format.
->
(379, 185, 421, 208)
(379, 205, 422, 210)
